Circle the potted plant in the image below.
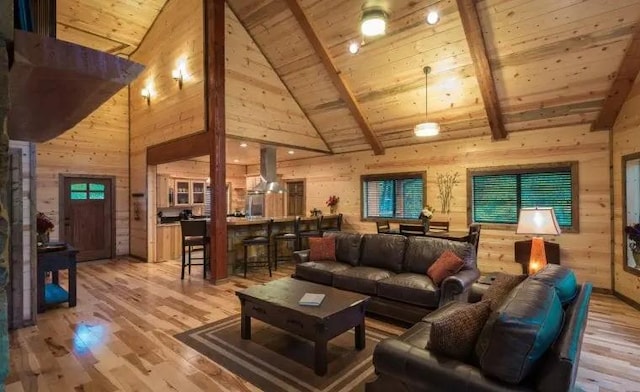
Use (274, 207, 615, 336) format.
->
(419, 205, 436, 231)
(36, 212, 54, 246)
(625, 223, 640, 266)
(326, 195, 339, 214)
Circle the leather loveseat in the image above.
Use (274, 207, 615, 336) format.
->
(292, 232, 480, 323)
(366, 264, 593, 392)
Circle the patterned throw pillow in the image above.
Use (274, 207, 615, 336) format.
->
(309, 237, 336, 261)
(427, 250, 465, 286)
(482, 273, 527, 311)
(427, 301, 492, 362)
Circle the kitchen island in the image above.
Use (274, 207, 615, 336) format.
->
(155, 215, 342, 275)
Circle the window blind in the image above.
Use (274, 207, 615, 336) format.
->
(472, 168, 574, 228)
(363, 175, 423, 219)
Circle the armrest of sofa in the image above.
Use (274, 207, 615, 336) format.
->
(439, 268, 481, 306)
(373, 338, 521, 392)
(292, 250, 310, 264)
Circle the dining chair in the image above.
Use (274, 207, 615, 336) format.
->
(180, 220, 210, 280)
(399, 224, 426, 236)
(429, 220, 450, 232)
(320, 213, 343, 233)
(467, 224, 482, 256)
(376, 220, 391, 233)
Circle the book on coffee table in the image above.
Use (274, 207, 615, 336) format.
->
(299, 293, 326, 306)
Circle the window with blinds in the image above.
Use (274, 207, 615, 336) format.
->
(469, 163, 578, 231)
(362, 172, 424, 220)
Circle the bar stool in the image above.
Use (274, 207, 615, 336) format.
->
(320, 213, 343, 233)
(273, 218, 299, 270)
(297, 216, 321, 250)
(180, 220, 210, 280)
(242, 219, 273, 278)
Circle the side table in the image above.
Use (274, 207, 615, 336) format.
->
(37, 243, 78, 313)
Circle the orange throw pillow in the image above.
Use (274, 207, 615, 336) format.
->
(427, 250, 464, 286)
(309, 237, 336, 262)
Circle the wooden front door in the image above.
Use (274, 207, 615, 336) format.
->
(62, 177, 113, 261)
(287, 181, 305, 216)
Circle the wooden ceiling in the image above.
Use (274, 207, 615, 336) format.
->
(56, 0, 167, 55)
(226, 0, 640, 154)
(58, 0, 640, 155)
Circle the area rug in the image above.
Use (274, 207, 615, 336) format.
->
(175, 315, 396, 392)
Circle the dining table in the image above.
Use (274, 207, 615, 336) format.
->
(385, 228, 470, 242)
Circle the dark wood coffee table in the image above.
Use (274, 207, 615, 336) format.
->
(236, 277, 370, 376)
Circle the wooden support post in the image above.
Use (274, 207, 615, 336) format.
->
(204, 0, 227, 282)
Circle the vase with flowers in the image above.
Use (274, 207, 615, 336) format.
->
(419, 205, 436, 231)
(625, 223, 640, 267)
(37, 212, 54, 246)
(326, 195, 340, 214)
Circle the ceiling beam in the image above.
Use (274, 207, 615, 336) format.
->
(592, 26, 640, 131)
(283, 0, 385, 155)
(456, 0, 507, 141)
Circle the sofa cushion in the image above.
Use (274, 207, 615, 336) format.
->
(482, 273, 527, 311)
(427, 250, 464, 286)
(295, 261, 351, 286)
(404, 236, 475, 274)
(531, 264, 578, 306)
(475, 279, 564, 384)
(427, 301, 491, 362)
(333, 266, 395, 295)
(323, 232, 363, 266)
(309, 236, 336, 262)
(360, 234, 407, 273)
(377, 273, 440, 308)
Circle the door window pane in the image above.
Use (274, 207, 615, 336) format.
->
(71, 191, 87, 200)
(71, 183, 87, 191)
(89, 192, 105, 200)
(89, 183, 105, 191)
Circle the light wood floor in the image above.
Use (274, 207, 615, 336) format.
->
(5, 258, 640, 392)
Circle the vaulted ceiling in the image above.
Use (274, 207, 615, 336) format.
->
(57, 0, 640, 156)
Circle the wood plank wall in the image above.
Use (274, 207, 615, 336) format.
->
(612, 78, 640, 302)
(262, 124, 612, 289)
(128, 0, 205, 259)
(35, 88, 130, 255)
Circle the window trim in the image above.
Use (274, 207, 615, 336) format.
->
(466, 162, 579, 233)
(360, 171, 426, 223)
(622, 152, 640, 277)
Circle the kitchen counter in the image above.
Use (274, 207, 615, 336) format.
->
(157, 215, 331, 227)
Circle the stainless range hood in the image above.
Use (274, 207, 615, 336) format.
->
(249, 146, 285, 194)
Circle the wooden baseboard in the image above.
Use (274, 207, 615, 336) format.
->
(128, 254, 147, 262)
(592, 287, 613, 295)
(613, 291, 640, 311)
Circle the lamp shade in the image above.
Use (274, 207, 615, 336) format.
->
(516, 207, 561, 236)
(414, 122, 440, 137)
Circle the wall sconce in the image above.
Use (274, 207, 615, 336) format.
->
(172, 61, 187, 89)
(141, 85, 152, 106)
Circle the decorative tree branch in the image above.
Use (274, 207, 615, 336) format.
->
(437, 172, 460, 214)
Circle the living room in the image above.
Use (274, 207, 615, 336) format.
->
(2, 0, 640, 391)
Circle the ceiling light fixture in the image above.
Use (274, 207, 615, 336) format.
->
(240, 142, 248, 148)
(233, 159, 239, 163)
(288, 150, 295, 155)
(348, 41, 360, 54)
(426, 11, 439, 25)
(360, 7, 388, 37)
(414, 66, 440, 137)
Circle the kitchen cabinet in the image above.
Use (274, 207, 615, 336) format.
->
(246, 175, 261, 190)
(191, 181, 206, 205)
(175, 180, 191, 206)
(157, 175, 173, 208)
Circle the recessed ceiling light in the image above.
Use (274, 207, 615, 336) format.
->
(426, 11, 439, 25)
(240, 142, 247, 148)
(348, 42, 360, 54)
(288, 150, 295, 155)
(233, 159, 239, 163)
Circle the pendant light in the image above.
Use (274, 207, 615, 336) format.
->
(414, 66, 440, 137)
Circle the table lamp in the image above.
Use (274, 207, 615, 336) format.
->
(516, 207, 561, 275)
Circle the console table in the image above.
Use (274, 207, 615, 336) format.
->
(37, 244, 78, 313)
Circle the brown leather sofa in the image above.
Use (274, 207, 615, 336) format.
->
(292, 232, 480, 323)
(366, 264, 593, 392)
